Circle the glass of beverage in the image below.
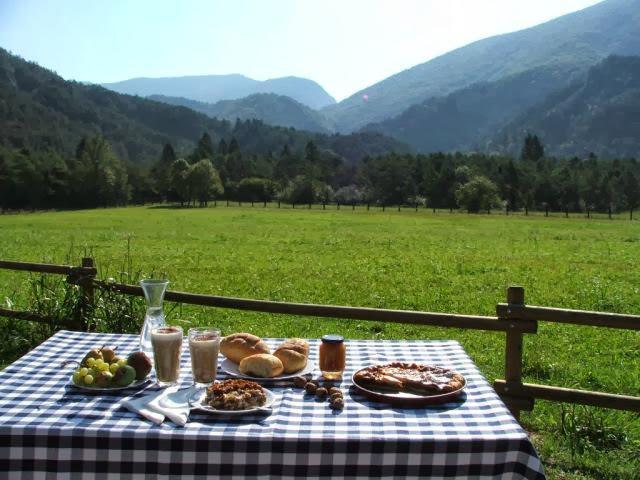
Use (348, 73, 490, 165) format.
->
(150, 325, 183, 387)
(188, 327, 221, 388)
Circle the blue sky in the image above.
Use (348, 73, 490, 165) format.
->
(0, 0, 602, 101)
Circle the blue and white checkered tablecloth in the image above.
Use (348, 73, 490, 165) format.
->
(0, 330, 545, 479)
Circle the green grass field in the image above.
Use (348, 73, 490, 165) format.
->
(1, 206, 639, 479)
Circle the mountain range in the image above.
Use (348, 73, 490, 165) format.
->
(328, 0, 640, 132)
(98, 0, 640, 158)
(102, 74, 336, 110)
(4, 0, 640, 161)
(492, 55, 640, 159)
(149, 93, 334, 134)
(0, 48, 405, 165)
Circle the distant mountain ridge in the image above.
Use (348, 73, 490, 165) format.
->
(492, 55, 640, 158)
(326, 0, 640, 132)
(102, 74, 336, 110)
(361, 65, 565, 153)
(150, 93, 334, 133)
(0, 48, 405, 165)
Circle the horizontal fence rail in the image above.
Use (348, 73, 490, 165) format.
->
(0, 307, 59, 325)
(1, 258, 639, 417)
(96, 280, 532, 332)
(0, 260, 97, 277)
(494, 380, 640, 412)
(497, 303, 640, 330)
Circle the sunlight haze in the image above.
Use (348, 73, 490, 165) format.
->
(0, 0, 605, 100)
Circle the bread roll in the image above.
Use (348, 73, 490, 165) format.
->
(220, 333, 270, 364)
(274, 338, 309, 373)
(239, 354, 284, 378)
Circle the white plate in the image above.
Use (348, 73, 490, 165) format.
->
(190, 386, 275, 415)
(69, 375, 152, 392)
(220, 358, 315, 381)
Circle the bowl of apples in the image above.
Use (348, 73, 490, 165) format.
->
(66, 346, 153, 391)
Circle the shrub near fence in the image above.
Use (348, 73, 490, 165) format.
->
(0, 258, 639, 419)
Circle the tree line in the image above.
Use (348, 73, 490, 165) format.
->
(1, 132, 638, 214)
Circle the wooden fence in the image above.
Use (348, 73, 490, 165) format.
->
(166, 200, 636, 221)
(1, 258, 638, 419)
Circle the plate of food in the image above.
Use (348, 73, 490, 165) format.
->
(190, 379, 275, 415)
(351, 362, 466, 407)
(65, 346, 154, 392)
(219, 333, 315, 381)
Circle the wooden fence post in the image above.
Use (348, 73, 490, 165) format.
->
(78, 257, 96, 331)
(502, 286, 528, 420)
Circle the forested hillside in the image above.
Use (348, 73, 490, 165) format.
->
(326, 0, 640, 131)
(494, 55, 640, 158)
(150, 93, 334, 134)
(0, 48, 404, 165)
(361, 66, 563, 153)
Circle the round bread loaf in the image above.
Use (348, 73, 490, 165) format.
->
(220, 333, 270, 364)
(273, 338, 309, 373)
(239, 354, 284, 378)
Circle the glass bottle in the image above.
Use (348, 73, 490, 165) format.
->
(139, 279, 169, 359)
(319, 334, 346, 380)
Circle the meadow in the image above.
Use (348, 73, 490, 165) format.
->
(0, 205, 639, 479)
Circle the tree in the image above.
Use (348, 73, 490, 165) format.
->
(521, 134, 545, 162)
(151, 143, 177, 199)
(72, 136, 129, 207)
(228, 137, 240, 154)
(334, 185, 364, 204)
(187, 159, 223, 206)
(191, 132, 215, 163)
(622, 170, 640, 213)
(274, 144, 298, 183)
(217, 139, 228, 156)
(501, 160, 520, 209)
(359, 154, 415, 205)
(170, 158, 190, 206)
(278, 175, 331, 204)
(455, 176, 502, 213)
(236, 177, 277, 202)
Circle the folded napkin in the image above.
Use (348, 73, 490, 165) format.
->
(122, 386, 193, 426)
